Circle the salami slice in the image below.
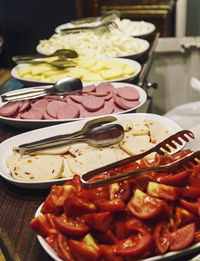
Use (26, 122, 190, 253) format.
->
(46, 100, 66, 118)
(82, 85, 96, 93)
(114, 95, 140, 110)
(81, 95, 104, 112)
(31, 99, 49, 113)
(57, 104, 79, 119)
(21, 109, 43, 120)
(69, 95, 82, 103)
(116, 86, 140, 101)
(43, 110, 56, 120)
(18, 100, 30, 113)
(96, 82, 115, 93)
(0, 101, 20, 116)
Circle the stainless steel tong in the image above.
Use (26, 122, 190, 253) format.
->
(81, 130, 195, 189)
(1, 78, 83, 102)
(18, 116, 118, 155)
(60, 22, 118, 36)
(70, 10, 121, 25)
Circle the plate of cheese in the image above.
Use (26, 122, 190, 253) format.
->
(0, 113, 183, 189)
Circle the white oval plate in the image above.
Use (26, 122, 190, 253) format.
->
(11, 57, 141, 86)
(0, 113, 183, 189)
(55, 20, 155, 39)
(35, 203, 200, 261)
(36, 38, 149, 60)
(0, 82, 146, 129)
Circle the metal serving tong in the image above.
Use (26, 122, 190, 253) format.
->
(1, 78, 82, 102)
(81, 130, 195, 189)
(70, 10, 121, 25)
(60, 21, 118, 36)
(18, 116, 120, 155)
(12, 49, 78, 64)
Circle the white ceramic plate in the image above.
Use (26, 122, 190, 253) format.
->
(0, 113, 182, 189)
(35, 204, 200, 261)
(0, 82, 146, 129)
(11, 57, 141, 86)
(36, 37, 149, 60)
(55, 20, 155, 39)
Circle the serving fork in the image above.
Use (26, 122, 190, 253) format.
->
(81, 130, 196, 189)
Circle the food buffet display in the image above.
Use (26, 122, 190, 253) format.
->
(1, 11, 200, 261)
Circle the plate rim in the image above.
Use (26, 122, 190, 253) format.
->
(0, 113, 183, 189)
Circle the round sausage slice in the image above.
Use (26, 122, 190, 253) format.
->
(81, 95, 104, 112)
(0, 101, 20, 116)
(46, 100, 66, 118)
(57, 104, 79, 119)
(21, 109, 43, 120)
(117, 86, 140, 101)
(114, 95, 140, 110)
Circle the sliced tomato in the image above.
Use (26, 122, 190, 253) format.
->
(95, 198, 125, 212)
(167, 223, 196, 251)
(99, 244, 123, 261)
(126, 218, 145, 232)
(115, 227, 153, 258)
(127, 189, 164, 219)
(29, 213, 57, 238)
(154, 221, 169, 254)
(109, 181, 131, 202)
(63, 191, 96, 216)
(41, 185, 74, 215)
(69, 238, 100, 261)
(179, 198, 199, 216)
(181, 186, 200, 199)
(64, 174, 82, 191)
(45, 233, 57, 252)
(155, 171, 190, 186)
(55, 233, 75, 261)
(147, 181, 180, 201)
(53, 213, 89, 237)
(114, 215, 129, 240)
(194, 229, 200, 243)
(130, 175, 152, 192)
(175, 206, 198, 227)
(84, 212, 113, 232)
(87, 175, 110, 202)
(96, 230, 117, 245)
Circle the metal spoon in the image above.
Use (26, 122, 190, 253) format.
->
(18, 123, 124, 155)
(1, 77, 83, 102)
(12, 49, 78, 62)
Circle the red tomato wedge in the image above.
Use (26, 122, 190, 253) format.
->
(29, 213, 57, 238)
(127, 189, 164, 219)
(41, 185, 74, 215)
(181, 187, 200, 199)
(95, 198, 125, 212)
(156, 171, 190, 186)
(115, 227, 153, 258)
(53, 213, 89, 237)
(83, 212, 113, 232)
(99, 244, 123, 261)
(147, 181, 180, 201)
(69, 238, 100, 261)
(154, 221, 169, 254)
(63, 191, 96, 216)
(55, 233, 75, 261)
(167, 223, 196, 251)
(179, 198, 199, 216)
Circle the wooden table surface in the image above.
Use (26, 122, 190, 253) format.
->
(1, 33, 199, 261)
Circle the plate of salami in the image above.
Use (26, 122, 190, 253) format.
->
(0, 82, 147, 129)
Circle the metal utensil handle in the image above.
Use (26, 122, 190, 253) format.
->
(81, 150, 199, 189)
(18, 116, 117, 152)
(1, 89, 48, 102)
(19, 137, 88, 155)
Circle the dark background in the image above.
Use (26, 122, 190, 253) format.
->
(0, 0, 76, 68)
